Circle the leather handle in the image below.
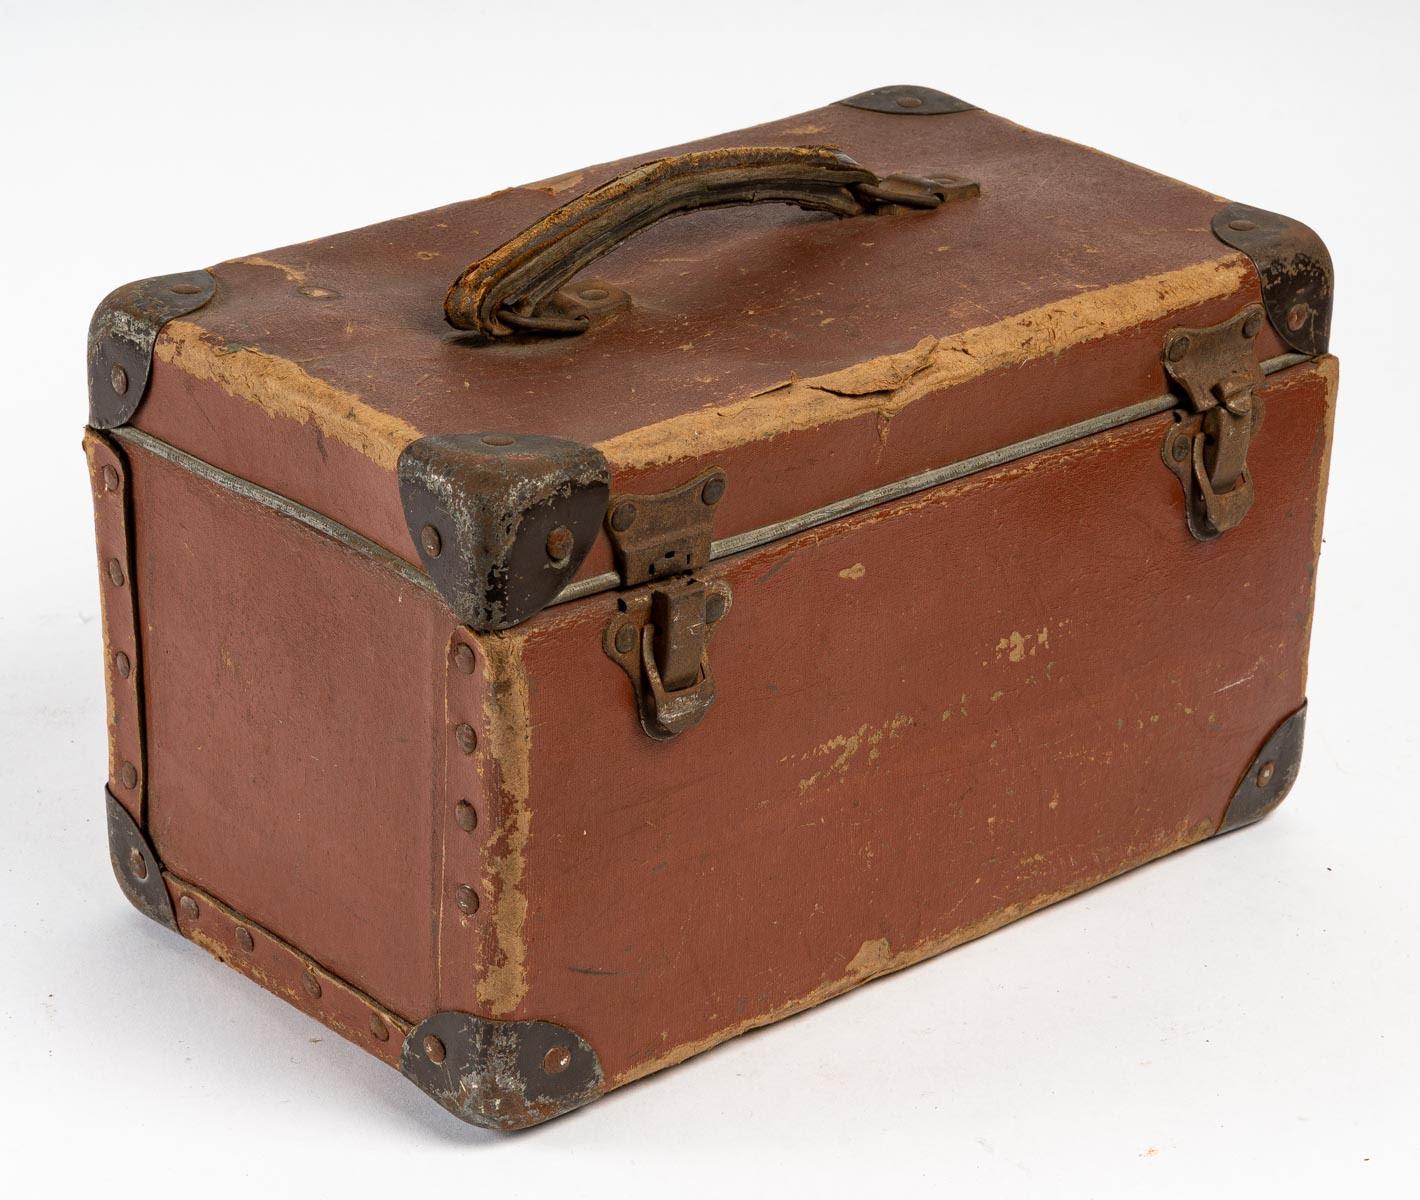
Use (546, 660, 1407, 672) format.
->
(444, 145, 974, 338)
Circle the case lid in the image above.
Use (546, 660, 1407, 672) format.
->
(109, 86, 1312, 623)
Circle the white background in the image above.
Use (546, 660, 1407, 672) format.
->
(1, 1, 1416, 1195)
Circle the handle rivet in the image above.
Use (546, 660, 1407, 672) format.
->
(1242, 311, 1264, 339)
(610, 501, 637, 531)
(423, 1035, 447, 1063)
(420, 524, 443, 557)
(546, 525, 575, 564)
(456, 885, 480, 915)
(1257, 760, 1276, 787)
(127, 846, 147, 880)
(109, 364, 129, 395)
(1286, 303, 1309, 332)
(542, 1045, 572, 1075)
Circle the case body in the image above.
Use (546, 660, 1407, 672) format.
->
(85, 85, 1336, 1129)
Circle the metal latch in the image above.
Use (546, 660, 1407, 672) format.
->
(602, 468, 732, 740)
(1161, 304, 1267, 540)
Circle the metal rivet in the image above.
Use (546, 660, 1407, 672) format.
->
(1257, 760, 1276, 787)
(456, 884, 480, 915)
(106, 558, 125, 587)
(610, 501, 637, 532)
(114, 650, 132, 678)
(1228, 218, 1257, 232)
(127, 846, 148, 880)
(302, 970, 322, 999)
(705, 593, 727, 623)
(546, 525, 575, 565)
(1166, 335, 1190, 363)
(1242, 311, 1264, 339)
(110, 364, 129, 395)
(542, 1044, 572, 1075)
(700, 476, 726, 506)
(480, 433, 515, 446)
(178, 894, 200, 921)
(455, 723, 478, 754)
(369, 1013, 390, 1042)
(453, 643, 476, 674)
(455, 800, 478, 832)
(169, 282, 202, 296)
(235, 926, 255, 953)
(1171, 435, 1190, 463)
(101, 465, 120, 492)
(895, 94, 923, 109)
(420, 524, 442, 557)
(614, 623, 637, 655)
(579, 287, 609, 302)
(1286, 303, 1309, 332)
(119, 761, 138, 790)
(423, 1034, 447, 1063)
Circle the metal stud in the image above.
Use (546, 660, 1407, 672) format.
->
(456, 885, 480, 915)
(114, 651, 132, 678)
(453, 643, 476, 674)
(423, 1034, 447, 1064)
(369, 1013, 390, 1042)
(118, 761, 138, 790)
(545, 525, 575, 564)
(1257, 760, 1276, 787)
(542, 1044, 572, 1075)
(127, 846, 147, 881)
(178, 894, 200, 921)
(235, 926, 255, 953)
(110, 365, 129, 395)
(420, 524, 443, 557)
(455, 723, 478, 754)
(455, 800, 478, 832)
(106, 559, 125, 587)
(101, 465, 120, 492)
(302, 970, 323, 999)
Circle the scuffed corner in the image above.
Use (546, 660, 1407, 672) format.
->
(476, 632, 533, 1016)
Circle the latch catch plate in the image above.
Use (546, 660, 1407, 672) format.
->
(1161, 304, 1266, 541)
(602, 467, 731, 740)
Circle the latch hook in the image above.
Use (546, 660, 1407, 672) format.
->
(1161, 304, 1266, 540)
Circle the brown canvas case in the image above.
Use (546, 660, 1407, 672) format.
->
(85, 85, 1336, 1130)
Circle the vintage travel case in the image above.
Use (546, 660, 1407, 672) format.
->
(85, 85, 1336, 1130)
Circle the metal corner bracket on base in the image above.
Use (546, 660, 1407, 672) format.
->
(1217, 702, 1308, 835)
(105, 787, 178, 930)
(89, 270, 216, 429)
(400, 1011, 604, 1131)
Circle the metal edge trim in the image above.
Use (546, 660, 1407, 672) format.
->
(104, 352, 1310, 614)
(108, 426, 439, 597)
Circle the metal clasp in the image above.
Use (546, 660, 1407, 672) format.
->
(601, 469, 731, 740)
(1161, 305, 1266, 540)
